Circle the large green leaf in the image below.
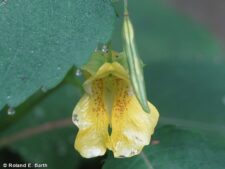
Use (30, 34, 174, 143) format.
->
(103, 126, 225, 169)
(148, 62, 225, 136)
(0, 0, 115, 110)
(0, 83, 83, 169)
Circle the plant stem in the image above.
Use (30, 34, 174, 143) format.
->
(0, 118, 72, 147)
(124, 0, 128, 15)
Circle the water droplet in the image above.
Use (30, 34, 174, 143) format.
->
(6, 95, 11, 100)
(30, 50, 34, 54)
(57, 66, 61, 70)
(102, 45, 108, 53)
(75, 68, 82, 77)
(41, 87, 48, 93)
(7, 107, 15, 116)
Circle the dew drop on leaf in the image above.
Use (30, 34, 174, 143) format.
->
(57, 66, 61, 70)
(75, 68, 82, 77)
(7, 107, 15, 116)
(41, 87, 48, 93)
(102, 45, 108, 53)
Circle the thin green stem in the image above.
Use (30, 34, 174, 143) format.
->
(124, 0, 128, 15)
(0, 118, 72, 147)
(107, 42, 113, 63)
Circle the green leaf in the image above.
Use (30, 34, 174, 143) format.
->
(0, 0, 115, 110)
(0, 84, 83, 169)
(103, 126, 225, 169)
(148, 62, 225, 136)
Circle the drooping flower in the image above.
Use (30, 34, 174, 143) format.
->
(72, 54, 159, 158)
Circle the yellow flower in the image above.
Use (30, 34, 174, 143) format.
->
(72, 61, 159, 158)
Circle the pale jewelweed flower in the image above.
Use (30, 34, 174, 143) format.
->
(72, 52, 159, 158)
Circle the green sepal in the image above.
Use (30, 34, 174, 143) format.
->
(82, 51, 107, 76)
(112, 52, 129, 71)
(122, 13, 150, 113)
(82, 50, 129, 76)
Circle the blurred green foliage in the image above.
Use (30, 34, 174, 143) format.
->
(1, 0, 225, 169)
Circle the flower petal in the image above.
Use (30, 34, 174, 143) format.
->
(108, 79, 159, 158)
(73, 79, 110, 158)
(83, 62, 129, 95)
